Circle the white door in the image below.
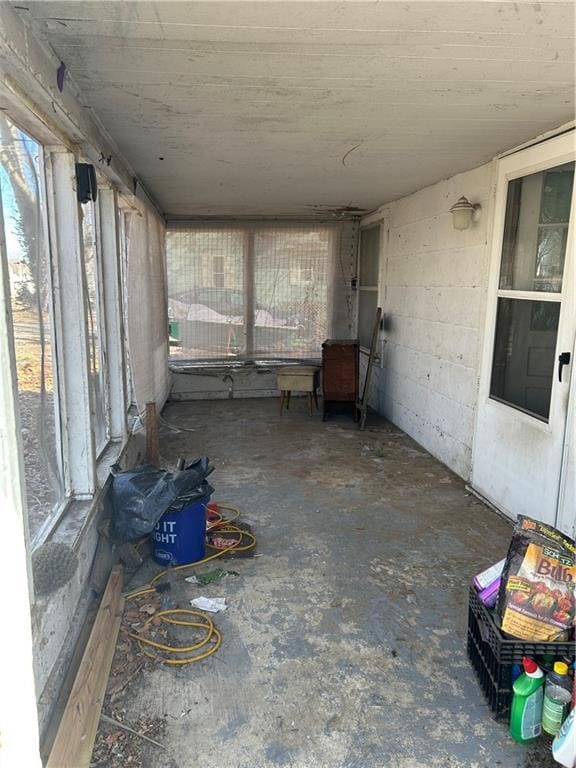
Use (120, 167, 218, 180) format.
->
(471, 132, 575, 531)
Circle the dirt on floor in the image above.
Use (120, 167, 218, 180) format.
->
(93, 399, 563, 768)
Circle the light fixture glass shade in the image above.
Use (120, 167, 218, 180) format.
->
(450, 196, 475, 230)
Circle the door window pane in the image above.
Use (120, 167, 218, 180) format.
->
(359, 225, 380, 286)
(499, 162, 574, 293)
(490, 298, 560, 421)
(358, 225, 380, 348)
(81, 200, 109, 454)
(358, 290, 378, 349)
(0, 116, 64, 536)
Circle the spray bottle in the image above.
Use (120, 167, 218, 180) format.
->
(552, 664, 576, 767)
(552, 709, 576, 767)
(509, 657, 545, 744)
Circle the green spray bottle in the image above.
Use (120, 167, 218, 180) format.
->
(509, 657, 545, 743)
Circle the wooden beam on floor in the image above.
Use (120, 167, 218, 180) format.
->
(47, 565, 124, 768)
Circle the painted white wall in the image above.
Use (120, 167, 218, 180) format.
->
(362, 162, 495, 479)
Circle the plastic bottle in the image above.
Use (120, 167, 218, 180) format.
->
(543, 662, 573, 736)
(511, 663, 523, 684)
(552, 708, 576, 767)
(509, 657, 545, 744)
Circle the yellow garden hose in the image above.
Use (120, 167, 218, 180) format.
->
(124, 609, 222, 666)
(123, 504, 255, 665)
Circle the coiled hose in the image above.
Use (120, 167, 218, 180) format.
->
(123, 504, 256, 665)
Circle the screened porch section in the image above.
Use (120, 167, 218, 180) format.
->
(166, 221, 357, 362)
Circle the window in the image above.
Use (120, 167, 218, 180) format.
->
(80, 197, 110, 453)
(357, 225, 380, 349)
(0, 115, 64, 538)
(167, 225, 333, 360)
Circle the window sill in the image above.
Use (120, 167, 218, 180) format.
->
(35, 438, 126, 553)
(169, 358, 321, 372)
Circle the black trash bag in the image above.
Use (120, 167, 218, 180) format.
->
(106, 457, 214, 544)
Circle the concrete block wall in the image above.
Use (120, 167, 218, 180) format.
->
(171, 363, 281, 400)
(364, 161, 495, 479)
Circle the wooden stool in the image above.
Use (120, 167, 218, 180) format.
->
(277, 366, 320, 416)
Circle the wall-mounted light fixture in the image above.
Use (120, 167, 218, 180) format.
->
(449, 196, 481, 230)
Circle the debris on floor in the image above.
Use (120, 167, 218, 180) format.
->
(184, 567, 231, 585)
(189, 596, 227, 613)
(210, 535, 240, 550)
(97, 399, 566, 767)
(92, 710, 166, 767)
(468, 515, 575, 764)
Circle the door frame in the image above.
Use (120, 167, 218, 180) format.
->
(556, 328, 576, 538)
(471, 130, 576, 521)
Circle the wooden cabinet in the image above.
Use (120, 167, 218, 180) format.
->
(321, 339, 359, 420)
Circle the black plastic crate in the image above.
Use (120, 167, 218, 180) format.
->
(467, 584, 574, 721)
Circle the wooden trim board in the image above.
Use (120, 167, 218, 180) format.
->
(47, 565, 124, 768)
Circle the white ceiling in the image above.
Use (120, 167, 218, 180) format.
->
(16, 1, 576, 218)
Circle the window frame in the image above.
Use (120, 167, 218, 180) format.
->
(0, 115, 69, 547)
(80, 192, 111, 456)
(0, 104, 137, 556)
(357, 223, 382, 352)
(98, 184, 129, 442)
(166, 222, 334, 362)
(117, 201, 135, 412)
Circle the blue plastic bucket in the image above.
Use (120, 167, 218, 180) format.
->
(152, 495, 208, 566)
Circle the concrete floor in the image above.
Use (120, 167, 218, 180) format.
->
(123, 398, 556, 768)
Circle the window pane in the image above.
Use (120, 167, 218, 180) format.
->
(490, 298, 560, 421)
(118, 206, 134, 408)
(0, 116, 63, 536)
(166, 229, 245, 359)
(535, 225, 568, 292)
(253, 228, 330, 358)
(541, 167, 574, 223)
(81, 200, 109, 453)
(499, 162, 574, 293)
(358, 290, 378, 349)
(359, 225, 380, 286)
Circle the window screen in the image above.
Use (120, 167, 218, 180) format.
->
(0, 115, 64, 538)
(253, 228, 331, 357)
(167, 224, 334, 360)
(167, 228, 245, 358)
(125, 206, 169, 414)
